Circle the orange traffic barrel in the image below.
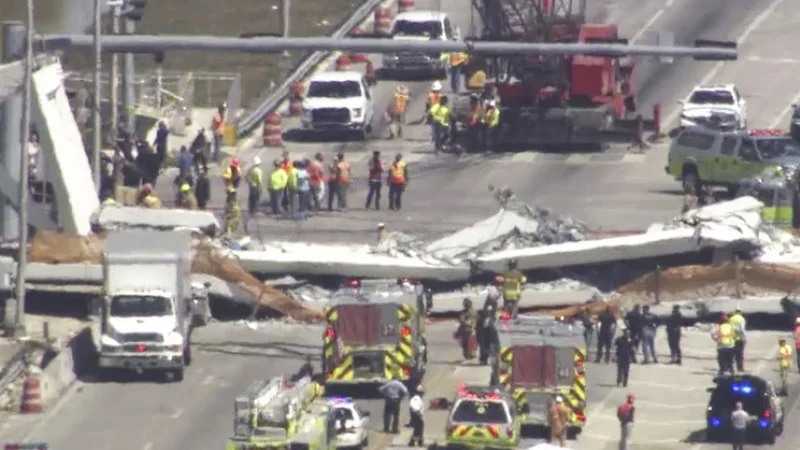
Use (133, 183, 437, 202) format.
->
(289, 82, 304, 116)
(398, 0, 414, 12)
(373, 7, 392, 35)
(21, 374, 43, 413)
(349, 26, 364, 37)
(263, 113, 283, 147)
(335, 55, 352, 71)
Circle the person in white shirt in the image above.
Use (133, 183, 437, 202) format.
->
(407, 386, 425, 447)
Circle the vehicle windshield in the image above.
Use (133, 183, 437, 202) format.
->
(688, 90, 735, 105)
(450, 400, 510, 424)
(110, 295, 172, 317)
(307, 81, 361, 99)
(755, 138, 800, 160)
(334, 406, 355, 421)
(392, 20, 443, 39)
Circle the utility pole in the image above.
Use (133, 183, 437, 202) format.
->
(14, 0, 34, 338)
(110, 3, 120, 142)
(119, 0, 148, 133)
(92, 0, 102, 193)
(0, 22, 24, 242)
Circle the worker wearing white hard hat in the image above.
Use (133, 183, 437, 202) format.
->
(425, 81, 445, 138)
(793, 317, 800, 371)
(483, 99, 500, 152)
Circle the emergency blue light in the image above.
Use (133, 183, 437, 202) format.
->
(710, 417, 721, 427)
(730, 383, 753, 395)
(329, 396, 352, 404)
(758, 419, 769, 428)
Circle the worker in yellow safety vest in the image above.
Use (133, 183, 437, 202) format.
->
(712, 315, 735, 376)
(778, 338, 792, 395)
(483, 100, 500, 152)
(177, 181, 198, 210)
(495, 259, 527, 319)
(387, 84, 409, 139)
(728, 307, 747, 372)
(137, 183, 162, 209)
(466, 94, 484, 152)
(449, 51, 468, 93)
(432, 96, 451, 153)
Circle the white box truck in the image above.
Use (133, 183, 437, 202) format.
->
(92, 230, 208, 382)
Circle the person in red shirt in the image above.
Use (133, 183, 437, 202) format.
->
(617, 394, 635, 450)
(305, 153, 325, 213)
(365, 151, 383, 210)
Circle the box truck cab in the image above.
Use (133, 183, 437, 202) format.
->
(93, 230, 209, 382)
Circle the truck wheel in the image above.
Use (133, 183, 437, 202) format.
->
(169, 368, 185, 382)
(184, 343, 192, 366)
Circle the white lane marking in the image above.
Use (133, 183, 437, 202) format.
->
(631, 8, 666, 43)
(143, 442, 153, 450)
(748, 56, 800, 64)
(564, 153, 593, 165)
(628, 399, 708, 408)
(582, 432, 682, 444)
(592, 415, 702, 425)
(769, 88, 800, 128)
(663, 0, 787, 127)
(201, 374, 215, 385)
(170, 408, 184, 419)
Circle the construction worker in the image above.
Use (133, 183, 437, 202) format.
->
(388, 85, 409, 139)
(712, 315, 735, 376)
(335, 152, 351, 211)
(388, 153, 407, 211)
(222, 157, 242, 195)
(457, 298, 477, 360)
(137, 184, 161, 208)
(407, 386, 425, 447)
(211, 104, 226, 162)
(426, 81, 443, 141)
(449, 51, 468, 92)
(547, 395, 570, 447)
(177, 181, 198, 210)
(286, 161, 300, 218)
(246, 156, 264, 216)
(432, 96, 451, 152)
(729, 306, 747, 372)
(666, 304, 683, 365)
(306, 154, 325, 212)
(496, 259, 527, 319)
(224, 186, 241, 235)
(295, 161, 311, 219)
(483, 100, 500, 152)
(794, 317, 800, 372)
(778, 338, 792, 395)
(466, 94, 484, 152)
(269, 159, 288, 216)
(617, 394, 635, 450)
(327, 157, 339, 212)
(366, 151, 384, 210)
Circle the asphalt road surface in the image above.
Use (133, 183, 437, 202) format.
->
(153, 0, 800, 244)
(2, 321, 798, 450)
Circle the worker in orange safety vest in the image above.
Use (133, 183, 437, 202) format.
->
(388, 153, 407, 211)
(449, 51, 468, 92)
(334, 152, 351, 211)
(712, 315, 735, 376)
(793, 317, 800, 372)
(387, 85, 409, 139)
(211, 104, 226, 162)
(466, 94, 484, 152)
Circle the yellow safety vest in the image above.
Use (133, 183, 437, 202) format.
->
(450, 52, 467, 66)
(499, 270, 526, 301)
(390, 161, 407, 184)
(142, 195, 162, 209)
(434, 105, 451, 127)
(484, 108, 500, 128)
(779, 344, 792, 368)
(269, 169, 288, 190)
(729, 313, 745, 341)
(718, 323, 734, 348)
(247, 166, 263, 189)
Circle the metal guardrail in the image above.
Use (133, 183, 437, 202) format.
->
(0, 344, 30, 396)
(235, 0, 384, 139)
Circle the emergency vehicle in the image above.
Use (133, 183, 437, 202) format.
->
(322, 279, 428, 385)
(490, 315, 587, 436)
(227, 376, 336, 450)
(735, 172, 796, 228)
(444, 384, 521, 450)
(328, 396, 370, 449)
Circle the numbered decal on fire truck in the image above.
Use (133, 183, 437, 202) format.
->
(381, 324, 396, 336)
(557, 367, 572, 378)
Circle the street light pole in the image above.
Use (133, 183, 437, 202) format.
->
(110, 4, 120, 142)
(92, 0, 102, 194)
(14, 0, 34, 338)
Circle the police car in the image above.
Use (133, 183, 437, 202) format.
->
(705, 375, 784, 444)
(679, 84, 747, 130)
(329, 397, 370, 449)
(666, 127, 800, 194)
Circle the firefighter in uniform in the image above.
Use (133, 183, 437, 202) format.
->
(388, 85, 409, 139)
(457, 298, 477, 360)
(449, 51, 468, 92)
(223, 157, 242, 196)
(432, 96, 451, 152)
(794, 317, 800, 372)
(496, 259, 527, 319)
(388, 153, 407, 211)
(712, 315, 735, 376)
(137, 183, 162, 208)
(483, 100, 500, 152)
(778, 338, 792, 395)
(729, 307, 747, 372)
(466, 94, 484, 152)
(177, 181, 198, 210)
(224, 185, 241, 235)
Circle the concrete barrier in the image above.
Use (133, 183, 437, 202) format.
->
(39, 327, 94, 405)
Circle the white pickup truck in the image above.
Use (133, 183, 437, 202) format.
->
(381, 10, 460, 79)
(92, 230, 209, 382)
(301, 71, 375, 140)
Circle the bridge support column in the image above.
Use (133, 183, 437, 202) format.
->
(0, 22, 26, 241)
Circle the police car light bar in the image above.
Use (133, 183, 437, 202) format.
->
(329, 396, 353, 404)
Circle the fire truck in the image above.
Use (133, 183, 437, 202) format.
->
(322, 279, 428, 386)
(490, 315, 587, 437)
(461, 0, 653, 147)
(227, 376, 336, 450)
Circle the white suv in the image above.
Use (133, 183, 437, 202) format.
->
(382, 11, 459, 79)
(301, 71, 374, 140)
(679, 84, 747, 130)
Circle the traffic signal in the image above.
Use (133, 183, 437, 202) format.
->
(121, 0, 148, 21)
